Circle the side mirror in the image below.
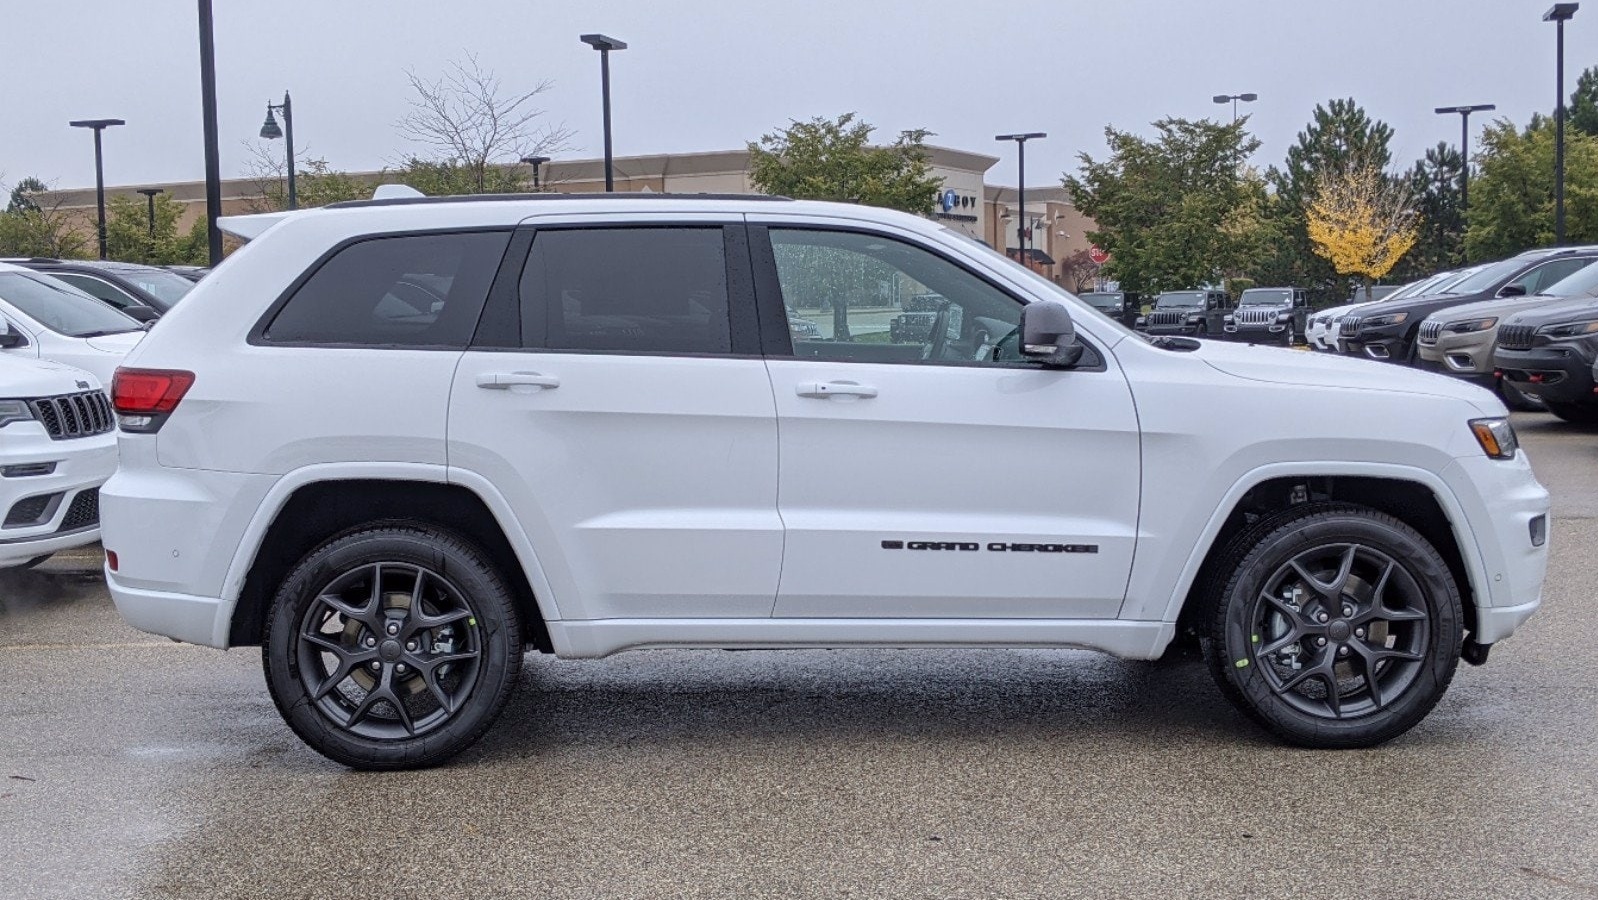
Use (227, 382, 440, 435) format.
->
(1020, 300, 1084, 368)
(123, 305, 160, 323)
(1498, 284, 1528, 298)
(0, 323, 23, 349)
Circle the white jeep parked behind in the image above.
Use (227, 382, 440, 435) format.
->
(103, 194, 1550, 769)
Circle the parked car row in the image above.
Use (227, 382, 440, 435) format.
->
(0, 259, 203, 570)
(1320, 246, 1598, 423)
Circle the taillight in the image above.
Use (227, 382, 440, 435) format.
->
(111, 368, 195, 434)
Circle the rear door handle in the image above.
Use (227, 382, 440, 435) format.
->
(475, 372, 561, 390)
(796, 381, 878, 399)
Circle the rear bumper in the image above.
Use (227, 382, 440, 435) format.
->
(107, 575, 230, 648)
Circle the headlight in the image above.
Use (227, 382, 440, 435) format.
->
(1444, 317, 1497, 334)
(1135, 316, 1147, 325)
(0, 399, 35, 428)
(1277, 312, 1293, 322)
(1469, 418, 1519, 460)
(1362, 312, 1409, 328)
(1223, 315, 1235, 322)
(1535, 319, 1598, 339)
(1186, 314, 1203, 323)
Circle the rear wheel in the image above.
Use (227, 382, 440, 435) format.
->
(1548, 402, 1598, 425)
(1204, 503, 1463, 748)
(263, 523, 522, 770)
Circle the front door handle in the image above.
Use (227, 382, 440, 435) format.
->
(476, 372, 561, 390)
(796, 381, 878, 399)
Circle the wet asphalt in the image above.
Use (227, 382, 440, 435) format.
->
(1, 415, 1596, 899)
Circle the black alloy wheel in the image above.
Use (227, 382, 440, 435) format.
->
(264, 524, 522, 769)
(1206, 503, 1462, 748)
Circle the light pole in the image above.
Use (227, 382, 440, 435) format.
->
(1433, 104, 1495, 213)
(995, 133, 1045, 261)
(1212, 92, 1258, 123)
(1545, 3, 1579, 245)
(196, 0, 222, 265)
(580, 34, 627, 192)
(260, 92, 296, 210)
(521, 155, 551, 191)
(136, 188, 164, 237)
(68, 118, 125, 260)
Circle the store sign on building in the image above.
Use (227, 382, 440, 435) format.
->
(934, 187, 978, 223)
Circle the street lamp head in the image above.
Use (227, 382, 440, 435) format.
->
(1212, 95, 1230, 104)
(68, 118, 125, 130)
(1544, 2, 1578, 21)
(995, 132, 1047, 142)
(1435, 104, 1498, 115)
(136, 188, 164, 198)
(1238, 93, 1258, 102)
(580, 33, 627, 51)
(521, 155, 551, 166)
(259, 107, 283, 140)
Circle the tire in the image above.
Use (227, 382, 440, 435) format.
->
(1547, 402, 1598, 426)
(1202, 503, 1463, 749)
(1497, 378, 1547, 413)
(263, 523, 523, 770)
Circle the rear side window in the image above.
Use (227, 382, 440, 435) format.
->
(263, 230, 510, 347)
(519, 227, 731, 354)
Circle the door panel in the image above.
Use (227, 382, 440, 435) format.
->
(755, 223, 1141, 619)
(448, 221, 782, 621)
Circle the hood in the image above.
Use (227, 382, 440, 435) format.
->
(1502, 296, 1598, 327)
(1424, 294, 1568, 326)
(0, 354, 101, 398)
(84, 330, 145, 355)
(1196, 340, 1499, 410)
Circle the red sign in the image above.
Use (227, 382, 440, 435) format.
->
(1088, 245, 1110, 265)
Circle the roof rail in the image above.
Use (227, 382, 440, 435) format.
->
(323, 192, 794, 210)
(0, 257, 65, 264)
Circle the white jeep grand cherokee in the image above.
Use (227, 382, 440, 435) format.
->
(104, 194, 1550, 769)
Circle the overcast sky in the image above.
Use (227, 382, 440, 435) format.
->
(0, 0, 1585, 194)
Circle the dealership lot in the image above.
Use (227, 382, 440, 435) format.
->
(0, 415, 1594, 899)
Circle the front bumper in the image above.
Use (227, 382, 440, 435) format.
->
(1495, 343, 1598, 405)
(1145, 323, 1204, 336)
(0, 424, 115, 567)
(1442, 452, 1551, 644)
(1342, 323, 1410, 361)
(1222, 322, 1293, 344)
(1418, 329, 1497, 375)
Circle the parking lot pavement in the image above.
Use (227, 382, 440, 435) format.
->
(2, 417, 1596, 899)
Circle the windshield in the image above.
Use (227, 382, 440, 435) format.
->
(1543, 262, 1598, 299)
(1080, 292, 1123, 310)
(1155, 291, 1204, 308)
(1447, 258, 1531, 296)
(117, 268, 194, 309)
(0, 272, 143, 337)
(1389, 274, 1448, 301)
(1240, 289, 1292, 305)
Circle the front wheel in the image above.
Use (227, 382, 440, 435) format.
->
(1497, 378, 1547, 413)
(1203, 503, 1463, 748)
(1548, 402, 1598, 425)
(263, 523, 523, 770)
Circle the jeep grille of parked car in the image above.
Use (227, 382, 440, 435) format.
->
(29, 391, 114, 440)
(1234, 308, 1280, 325)
(1417, 320, 1444, 345)
(1497, 324, 1537, 351)
(1339, 317, 1361, 336)
(1145, 311, 1185, 327)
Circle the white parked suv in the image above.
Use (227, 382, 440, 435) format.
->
(0, 355, 115, 568)
(0, 262, 145, 384)
(104, 194, 1550, 769)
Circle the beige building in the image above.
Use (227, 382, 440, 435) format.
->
(40, 145, 1096, 285)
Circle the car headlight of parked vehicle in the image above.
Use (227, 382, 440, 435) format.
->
(0, 399, 36, 428)
(1444, 317, 1498, 334)
(1535, 319, 1598, 340)
(1469, 418, 1519, 460)
(1362, 312, 1409, 328)
(1135, 316, 1147, 326)
(1223, 315, 1235, 323)
(1277, 312, 1293, 322)
(1185, 314, 1203, 324)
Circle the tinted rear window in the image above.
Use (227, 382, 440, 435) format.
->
(263, 231, 510, 347)
(519, 227, 731, 354)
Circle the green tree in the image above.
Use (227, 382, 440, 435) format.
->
(1465, 118, 1598, 259)
(7, 176, 48, 213)
(1571, 66, 1598, 137)
(0, 176, 89, 258)
(395, 158, 527, 196)
(103, 191, 212, 265)
(1063, 117, 1274, 294)
(1397, 142, 1466, 276)
(748, 113, 940, 339)
(1260, 99, 1395, 298)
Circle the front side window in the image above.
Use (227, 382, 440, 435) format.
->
(519, 227, 731, 354)
(263, 230, 510, 347)
(0, 272, 142, 337)
(1511, 257, 1594, 296)
(118, 269, 194, 310)
(769, 228, 1028, 365)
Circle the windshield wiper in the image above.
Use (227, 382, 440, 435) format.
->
(74, 329, 137, 338)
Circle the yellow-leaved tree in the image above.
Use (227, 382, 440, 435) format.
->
(1306, 160, 1420, 300)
